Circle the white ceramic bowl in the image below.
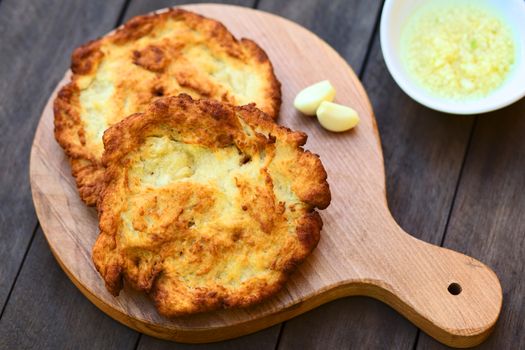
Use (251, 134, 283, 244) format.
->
(380, 0, 525, 115)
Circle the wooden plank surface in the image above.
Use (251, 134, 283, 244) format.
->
(124, 0, 256, 20)
(138, 325, 281, 350)
(1, 0, 521, 348)
(0, 0, 126, 315)
(417, 100, 525, 349)
(0, 0, 137, 348)
(0, 228, 139, 350)
(257, 0, 382, 71)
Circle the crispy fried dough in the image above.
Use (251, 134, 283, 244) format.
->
(54, 9, 281, 205)
(92, 95, 330, 316)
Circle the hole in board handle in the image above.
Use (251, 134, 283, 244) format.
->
(448, 283, 462, 295)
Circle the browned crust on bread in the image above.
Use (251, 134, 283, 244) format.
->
(54, 8, 281, 206)
(71, 40, 103, 75)
(92, 95, 330, 317)
(53, 82, 106, 205)
(108, 9, 281, 117)
(239, 38, 282, 119)
(235, 104, 331, 210)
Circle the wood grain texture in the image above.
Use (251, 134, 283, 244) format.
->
(0, 0, 126, 315)
(0, 0, 140, 348)
(274, 10, 476, 350)
(258, 0, 383, 72)
(417, 101, 525, 349)
(138, 325, 281, 350)
(277, 297, 416, 350)
(0, 228, 139, 350)
(30, 5, 502, 348)
(125, 0, 256, 21)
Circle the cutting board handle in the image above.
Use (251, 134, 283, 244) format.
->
(363, 222, 502, 348)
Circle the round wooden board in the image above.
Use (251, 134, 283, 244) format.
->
(30, 4, 502, 348)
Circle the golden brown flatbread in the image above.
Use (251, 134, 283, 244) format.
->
(92, 95, 330, 316)
(54, 9, 281, 205)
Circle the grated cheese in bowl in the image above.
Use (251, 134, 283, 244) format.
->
(400, 3, 516, 100)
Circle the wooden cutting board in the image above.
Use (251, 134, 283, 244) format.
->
(29, 4, 502, 348)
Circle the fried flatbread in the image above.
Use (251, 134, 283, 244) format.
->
(54, 9, 281, 205)
(92, 95, 330, 316)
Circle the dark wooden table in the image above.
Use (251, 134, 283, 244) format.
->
(1, 0, 523, 349)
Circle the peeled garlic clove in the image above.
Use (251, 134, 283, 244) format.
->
(316, 101, 360, 132)
(293, 80, 336, 116)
